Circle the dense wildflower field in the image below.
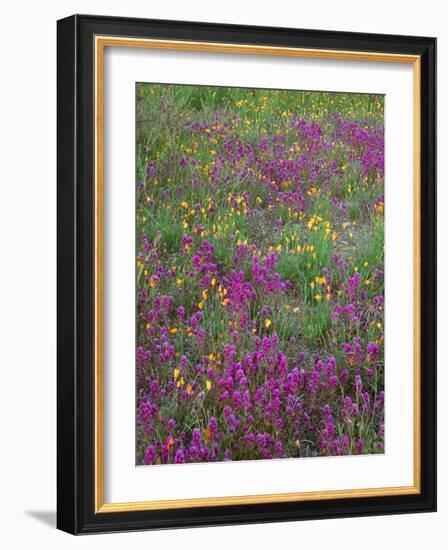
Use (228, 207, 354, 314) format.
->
(136, 84, 385, 465)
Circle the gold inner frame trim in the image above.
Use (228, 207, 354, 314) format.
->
(94, 35, 421, 513)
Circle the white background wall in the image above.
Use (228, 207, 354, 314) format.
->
(0, 1, 444, 547)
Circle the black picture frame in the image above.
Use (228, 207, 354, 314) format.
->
(57, 14, 436, 535)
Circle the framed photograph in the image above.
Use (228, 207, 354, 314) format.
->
(57, 14, 436, 534)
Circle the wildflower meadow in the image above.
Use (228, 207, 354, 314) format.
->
(136, 84, 385, 465)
